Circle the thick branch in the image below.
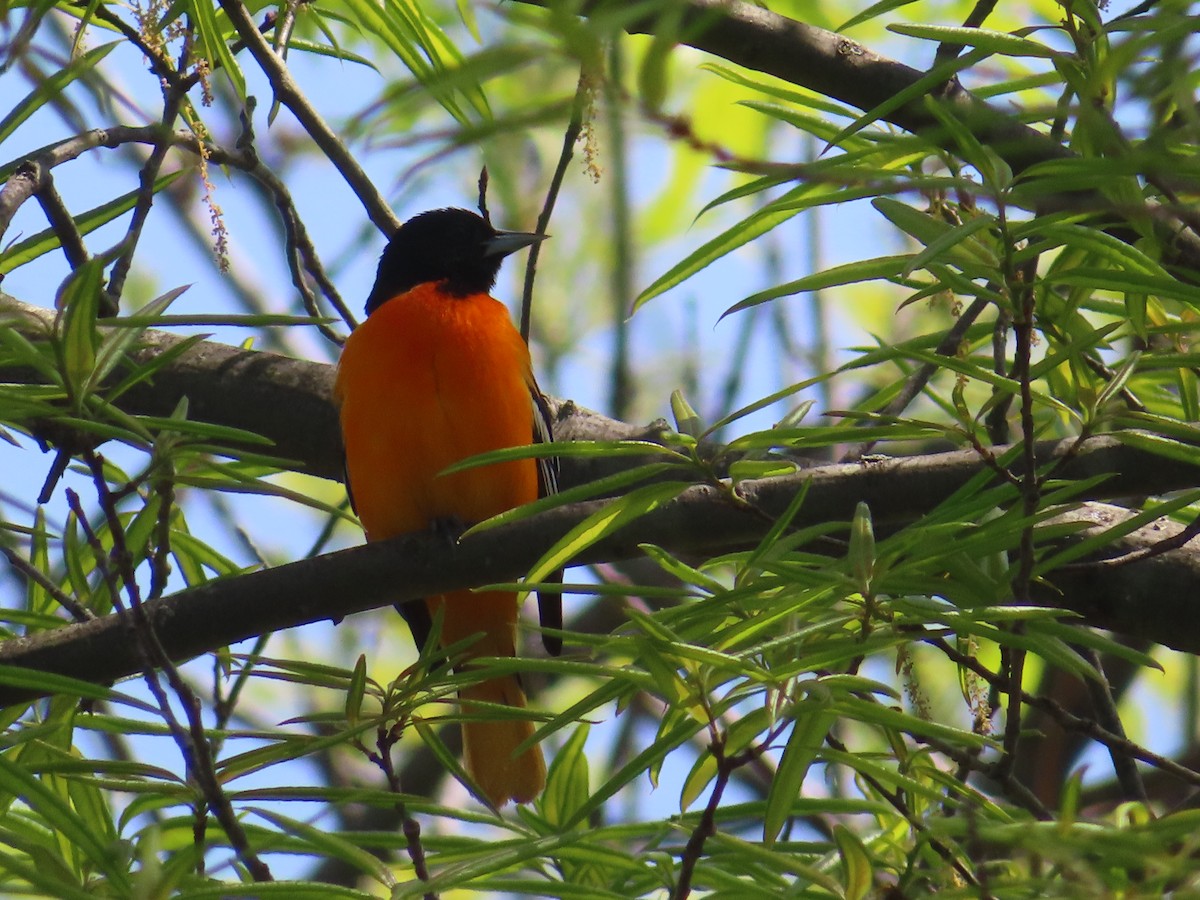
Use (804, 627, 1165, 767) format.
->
(6, 294, 1200, 698)
(0, 295, 660, 486)
(5, 292, 1200, 500)
(535, 0, 1200, 273)
(1, 471, 1200, 707)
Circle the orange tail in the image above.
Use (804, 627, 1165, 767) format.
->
(436, 589, 545, 807)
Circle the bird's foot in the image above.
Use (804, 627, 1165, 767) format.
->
(430, 516, 467, 544)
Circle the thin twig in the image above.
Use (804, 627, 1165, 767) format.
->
(32, 167, 88, 270)
(357, 726, 435, 897)
(843, 296, 990, 461)
(673, 735, 731, 900)
(933, 0, 999, 69)
(271, 0, 301, 60)
(985, 303, 1011, 445)
(88, 2, 186, 90)
(930, 636, 1200, 790)
(0, 544, 93, 622)
(2, 120, 353, 337)
(995, 246, 1039, 782)
(73, 453, 273, 881)
(103, 91, 186, 311)
(148, 460, 175, 602)
(217, 0, 399, 236)
(826, 733, 980, 887)
(231, 101, 354, 337)
(1080, 647, 1149, 804)
(0, 161, 48, 248)
(604, 44, 634, 420)
(1108, 0, 1166, 23)
(519, 66, 590, 343)
(477, 166, 490, 222)
(920, 731, 1052, 821)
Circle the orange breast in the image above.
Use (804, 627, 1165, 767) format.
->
(335, 283, 539, 541)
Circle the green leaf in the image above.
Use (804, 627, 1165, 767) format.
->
(1045, 268, 1200, 309)
(900, 211, 998, 278)
(104, 333, 208, 401)
(0, 846, 94, 900)
(1059, 769, 1084, 826)
(55, 258, 105, 402)
(104, 313, 332, 328)
(342, 0, 480, 125)
(831, 696, 994, 748)
(1093, 350, 1140, 413)
(539, 724, 590, 831)
(463, 461, 686, 537)
(191, 1, 244, 97)
(822, 46, 988, 149)
(88, 284, 188, 393)
(26, 508, 50, 619)
(848, 502, 875, 594)
(679, 748, 718, 812)
(1035, 488, 1200, 576)
(889, 23, 1059, 59)
(250, 808, 395, 887)
(131, 414, 274, 446)
(281, 38, 378, 70)
(727, 459, 798, 482)
(638, 3, 682, 111)
(524, 481, 692, 586)
(1113, 430, 1200, 468)
(562, 715, 702, 831)
(345, 654, 367, 725)
(835, 824, 875, 900)
(636, 203, 804, 311)
(764, 697, 835, 845)
(0, 664, 151, 708)
(704, 372, 831, 437)
(680, 710, 776, 813)
(640, 544, 726, 594)
(897, 344, 1077, 420)
(670, 389, 702, 438)
(839, 0, 922, 32)
(1022, 222, 1170, 277)
(723, 255, 913, 318)
(0, 318, 61, 384)
(0, 42, 118, 144)
(0, 171, 184, 275)
(0, 751, 130, 889)
(873, 197, 957, 248)
(441, 440, 683, 476)
(174, 883, 377, 899)
(61, 510, 94, 613)
(701, 63, 856, 118)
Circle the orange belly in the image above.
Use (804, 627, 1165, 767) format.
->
(335, 283, 539, 540)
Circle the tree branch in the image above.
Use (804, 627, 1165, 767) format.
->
(520, 0, 1200, 274)
(5, 294, 1200, 699)
(2, 467, 1200, 706)
(0, 122, 351, 338)
(0, 294, 662, 486)
(216, 0, 400, 238)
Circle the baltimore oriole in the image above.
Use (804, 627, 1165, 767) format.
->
(335, 207, 558, 807)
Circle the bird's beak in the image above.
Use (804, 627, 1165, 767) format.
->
(483, 230, 549, 258)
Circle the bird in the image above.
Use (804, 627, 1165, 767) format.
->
(334, 206, 559, 807)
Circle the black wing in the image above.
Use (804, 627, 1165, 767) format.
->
(532, 387, 563, 656)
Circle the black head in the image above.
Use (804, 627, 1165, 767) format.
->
(365, 207, 544, 315)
